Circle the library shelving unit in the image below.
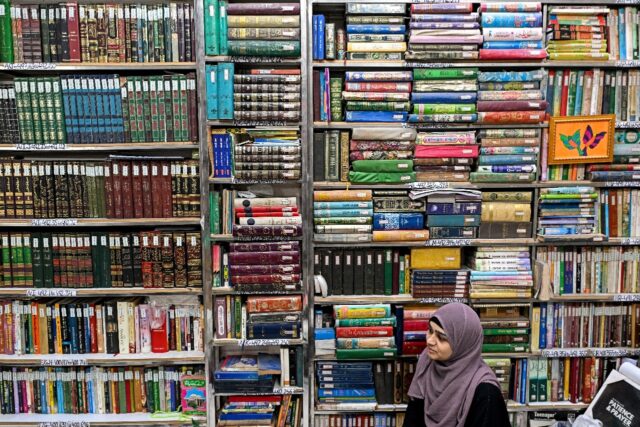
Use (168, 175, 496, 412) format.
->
(305, 0, 640, 426)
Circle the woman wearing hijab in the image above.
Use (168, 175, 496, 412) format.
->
(403, 302, 511, 427)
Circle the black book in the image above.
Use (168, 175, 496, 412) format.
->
(384, 361, 394, 405)
(105, 301, 119, 353)
(313, 132, 325, 182)
(374, 362, 385, 404)
(121, 234, 134, 287)
(363, 250, 375, 295)
(353, 250, 364, 295)
(331, 250, 343, 295)
(320, 249, 332, 295)
(342, 250, 354, 295)
(374, 250, 385, 295)
(76, 303, 85, 354)
(60, 303, 70, 354)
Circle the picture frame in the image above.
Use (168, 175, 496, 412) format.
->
(547, 114, 615, 165)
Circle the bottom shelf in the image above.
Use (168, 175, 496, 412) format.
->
(313, 401, 589, 414)
(0, 413, 204, 426)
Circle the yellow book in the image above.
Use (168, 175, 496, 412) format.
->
(128, 302, 136, 354)
(38, 303, 48, 355)
(347, 42, 407, 53)
(404, 255, 411, 294)
(227, 15, 300, 28)
(117, 302, 129, 354)
(372, 230, 429, 242)
(96, 304, 105, 354)
(313, 190, 372, 201)
(563, 358, 570, 401)
(481, 202, 531, 222)
(176, 308, 182, 351)
(549, 52, 610, 60)
(54, 304, 63, 354)
(410, 248, 461, 270)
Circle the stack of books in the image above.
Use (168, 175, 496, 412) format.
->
(313, 190, 374, 243)
(334, 305, 398, 360)
(590, 132, 640, 182)
(546, 6, 610, 61)
(246, 296, 303, 340)
(470, 247, 534, 299)
(476, 303, 531, 353)
(214, 354, 279, 394)
(410, 248, 470, 299)
(479, 191, 533, 239)
(537, 187, 600, 239)
(424, 190, 482, 237)
(398, 305, 436, 355)
(233, 69, 302, 123)
(476, 70, 547, 124)
(316, 362, 376, 409)
(372, 189, 428, 243)
(232, 196, 302, 238)
(414, 132, 479, 181)
(225, 3, 301, 57)
(484, 358, 512, 401)
(345, 4, 407, 61)
(409, 68, 479, 124)
(472, 129, 540, 183)
(315, 328, 337, 357)
(407, 3, 482, 61)
(479, 2, 546, 60)
(343, 71, 412, 123)
(217, 396, 287, 427)
(226, 241, 301, 292)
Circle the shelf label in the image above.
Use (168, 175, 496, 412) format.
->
(38, 423, 90, 427)
(418, 297, 468, 304)
(41, 357, 88, 366)
(15, 143, 66, 150)
(616, 60, 640, 67)
(242, 339, 298, 347)
(2, 62, 57, 70)
(231, 56, 294, 63)
(615, 0, 640, 4)
(406, 62, 454, 68)
(410, 181, 450, 190)
(233, 121, 293, 127)
(27, 289, 78, 297)
(619, 238, 640, 245)
(613, 294, 640, 302)
(424, 239, 471, 247)
(593, 349, 640, 357)
(32, 219, 79, 226)
(541, 349, 589, 357)
(616, 121, 640, 129)
(273, 387, 302, 394)
(603, 181, 640, 188)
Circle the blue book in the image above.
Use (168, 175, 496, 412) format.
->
(318, 15, 326, 59)
(573, 70, 584, 116)
(214, 371, 259, 381)
(480, 13, 542, 28)
(219, 0, 228, 55)
(317, 388, 376, 398)
(258, 353, 281, 373)
(478, 165, 536, 173)
(223, 133, 233, 177)
(216, 63, 234, 120)
(319, 70, 326, 121)
(94, 77, 106, 141)
(60, 77, 73, 143)
(315, 208, 374, 218)
(519, 359, 527, 403)
(345, 111, 408, 122)
(346, 24, 406, 34)
(111, 75, 124, 142)
(411, 92, 476, 103)
(482, 40, 543, 49)
(205, 64, 219, 119)
(68, 307, 79, 354)
(248, 322, 300, 339)
(590, 171, 640, 181)
(219, 413, 273, 421)
(312, 15, 319, 59)
(478, 70, 545, 83)
(619, 9, 626, 61)
(427, 215, 480, 227)
(373, 213, 424, 230)
(395, 306, 404, 355)
(477, 154, 537, 165)
(427, 202, 481, 215)
(539, 303, 547, 349)
(314, 201, 373, 210)
(315, 328, 336, 340)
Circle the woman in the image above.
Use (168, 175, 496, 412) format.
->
(403, 303, 511, 427)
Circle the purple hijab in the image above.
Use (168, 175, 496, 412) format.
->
(407, 303, 500, 427)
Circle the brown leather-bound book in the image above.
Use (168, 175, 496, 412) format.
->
(161, 233, 175, 287)
(173, 233, 187, 287)
(150, 233, 163, 288)
(186, 232, 202, 287)
(110, 161, 123, 218)
(103, 161, 115, 218)
(140, 162, 153, 218)
(160, 161, 172, 218)
(66, 2, 81, 62)
(131, 162, 144, 218)
(150, 161, 163, 218)
(140, 232, 154, 288)
(120, 161, 133, 218)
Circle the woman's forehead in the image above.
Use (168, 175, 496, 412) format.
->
(429, 320, 446, 333)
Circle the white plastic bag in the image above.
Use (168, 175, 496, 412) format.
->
(570, 415, 603, 427)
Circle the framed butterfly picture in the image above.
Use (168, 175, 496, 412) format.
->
(548, 115, 615, 165)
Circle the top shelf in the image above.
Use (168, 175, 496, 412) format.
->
(0, 62, 197, 72)
(313, 60, 640, 69)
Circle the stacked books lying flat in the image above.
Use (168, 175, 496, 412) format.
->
(537, 302, 640, 348)
(537, 246, 640, 295)
(409, 68, 478, 124)
(470, 247, 534, 299)
(0, 231, 202, 288)
(209, 128, 302, 181)
(314, 413, 406, 427)
(214, 295, 303, 340)
(224, 195, 302, 238)
(218, 395, 302, 427)
(343, 71, 412, 123)
(3, 2, 195, 63)
(410, 248, 470, 299)
(315, 248, 410, 296)
(479, 191, 533, 238)
(398, 305, 435, 355)
(546, 130, 640, 183)
(599, 188, 640, 238)
(477, 70, 547, 124)
(372, 189, 428, 243)
(315, 328, 336, 357)
(413, 132, 476, 182)
(334, 305, 398, 359)
(608, 7, 640, 61)
(0, 366, 202, 415)
(316, 362, 376, 409)
(344, 3, 407, 61)
(472, 129, 540, 183)
(9, 74, 197, 145)
(214, 351, 302, 394)
(479, 2, 546, 60)
(222, 241, 301, 292)
(546, 6, 610, 61)
(407, 3, 481, 61)
(537, 187, 600, 239)
(476, 303, 530, 353)
(314, 190, 374, 243)
(484, 358, 513, 401)
(424, 190, 482, 237)
(0, 298, 203, 354)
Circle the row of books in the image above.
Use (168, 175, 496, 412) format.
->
(214, 350, 302, 394)
(0, 365, 202, 414)
(6, 74, 198, 145)
(313, 414, 405, 427)
(209, 128, 302, 181)
(0, 231, 203, 289)
(0, 2, 196, 63)
(217, 395, 302, 427)
(0, 159, 200, 219)
(0, 298, 203, 355)
(204, 2, 301, 57)
(213, 295, 302, 340)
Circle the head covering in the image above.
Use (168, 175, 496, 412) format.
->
(407, 302, 500, 427)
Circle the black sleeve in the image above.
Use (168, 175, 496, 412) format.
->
(464, 383, 511, 427)
(403, 398, 427, 427)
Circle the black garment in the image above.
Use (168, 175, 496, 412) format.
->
(403, 383, 511, 427)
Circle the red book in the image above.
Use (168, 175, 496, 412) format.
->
(161, 162, 172, 218)
(131, 162, 144, 218)
(414, 145, 479, 158)
(609, 189, 618, 237)
(582, 357, 593, 403)
(403, 320, 429, 331)
(125, 369, 132, 413)
(66, 3, 81, 61)
(111, 162, 123, 218)
(478, 49, 547, 60)
(245, 295, 302, 313)
(150, 161, 163, 218)
(476, 111, 545, 124)
(231, 274, 300, 284)
(150, 307, 169, 352)
(228, 251, 300, 265)
(336, 326, 394, 338)
(168, 305, 176, 351)
(89, 303, 98, 353)
(103, 164, 115, 218)
(560, 71, 570, 116)
(402, 341, 426, 355)
(141, 162, 153, 218)
(120, 161, 134, 218)
(235, 212, 300, 218)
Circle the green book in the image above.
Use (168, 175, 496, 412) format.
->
(383, 249, 392, 296)
(470, 172, 536, 183)
(483, 328, 529, 336)
(0, 0, 12, 62)
(118, 368, 127, 412)
(329, 77, 343, 121)
(482, 343, 529, 353)
(413, 68, 478, 80)
(30, 233, 43, 288)
(218, 0, 228, 55)
(412, 104, 476, 114)
(204, 0, 220, 55)
(336, 348, 398, 359)
(538, 358, 548, 402)
(351, 160, 413, 173)
(51, 78, 66, 144)
(41, 234, 53, 288)
(234, 296, 241, 339)
(346, 101, 410, 112)
(227, 41, 301, 57)
(11, 235, 23, 286)
(529, 358, 539, 402)
(209, 191, 220, 234)
(29, 80, 43, 144)
(553, 70, 563, 116)
(334, 317, 396, 327)
(22, 235, 32, 286)
(152, 371, 160, 412)
(348, 171, 416, 184)
(567, 70, 577, 115)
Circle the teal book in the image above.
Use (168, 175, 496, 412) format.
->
(205, 64, 219, 119)
(204, 0, 220, 55)
(219, 0, 229, 55)
(573, 70, 584, 116)
(426, 215, 480, 227)
(216, 63, 234, 119)
(227, 41, 301, 57)
(383, 250, 392, 296)
(336, 348, 397, 359)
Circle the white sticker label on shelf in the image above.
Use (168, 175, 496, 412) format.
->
(617, 121, 640, 129)
(410, 181, 450, 190)
(2, 63, 57, 70)
(27, 289, 78, 297)
(425, 239, 471, 247)
(41, 358, 88, 367)
(31, 219, 78, 226)
(38, 423, 90, 427)
(15, 143, 66, 151)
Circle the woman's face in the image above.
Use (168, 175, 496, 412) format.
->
(426, 320, 453, 361)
